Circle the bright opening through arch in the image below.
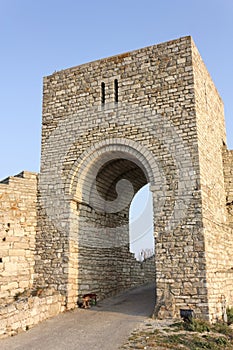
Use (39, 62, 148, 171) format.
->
(129, 184, 154, 261)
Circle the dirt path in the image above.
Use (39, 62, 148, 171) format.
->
(0, 283, 155, 350)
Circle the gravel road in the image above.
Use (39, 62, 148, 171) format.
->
(0, 283, 155, 350)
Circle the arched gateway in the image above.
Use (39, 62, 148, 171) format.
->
(35, 36, 233, 322)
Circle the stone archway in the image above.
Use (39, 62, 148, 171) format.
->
(66, 139, 158, 304)
(37, 36, 228, 321)
(2, 37, 232, 338)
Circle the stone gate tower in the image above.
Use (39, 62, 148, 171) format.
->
(36, 36, 233, 321)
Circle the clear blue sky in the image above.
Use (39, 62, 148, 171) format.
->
(0, 0, 232, 180)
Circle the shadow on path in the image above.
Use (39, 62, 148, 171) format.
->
(93, 282, 155, 316)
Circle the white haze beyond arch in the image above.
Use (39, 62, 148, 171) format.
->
(129, 184, 154, 261)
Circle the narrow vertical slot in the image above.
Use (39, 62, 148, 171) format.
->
(101, 82, 105, 105)
(114, 79, 118, 103)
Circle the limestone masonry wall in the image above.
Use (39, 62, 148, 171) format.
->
(0, 168, 154, 339)
(39, 35, 208, 318)
(0, 171, 38, 304)
(0, 172, 67, 339)
(0, 290, 65, 339)
(0, 35, 233, 339)
(77, 245, 155, 300)
(192, 41, 233, 321)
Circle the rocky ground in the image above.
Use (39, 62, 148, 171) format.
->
(120, 318, 233, 349)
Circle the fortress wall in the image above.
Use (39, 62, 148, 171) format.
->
(0, 290, 65, 339)
(192, 40, 233, 321)
(0, 171, 38, 304)
(1, 36, 232, 334)
(0, 172, 67, 339)
(39, 36, 209, 318)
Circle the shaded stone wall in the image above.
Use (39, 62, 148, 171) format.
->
(77, 245, 155, 300)
(0, 171, 38, 304)
(192, 41, 233, 322)
(223, 149, 233, 226)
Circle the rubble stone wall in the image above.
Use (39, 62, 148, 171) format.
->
(0, 171, 38, 304)
(0, 290, 65, 339)
(77, 245, 155, 300)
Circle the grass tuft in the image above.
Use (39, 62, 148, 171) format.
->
(227, 307, 233, 325)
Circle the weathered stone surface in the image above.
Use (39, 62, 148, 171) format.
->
(0, 290, 65, 339)
(0, 35, 233, 338)
(37, 35, 233, 322)
(0, 171, 38, 305)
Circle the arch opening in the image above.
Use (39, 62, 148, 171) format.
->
(72, 149, 156, 301)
